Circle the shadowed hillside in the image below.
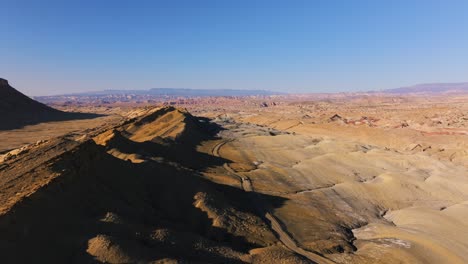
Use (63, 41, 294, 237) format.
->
(0, 106, 308, 263)
(0, 78, 101, 130)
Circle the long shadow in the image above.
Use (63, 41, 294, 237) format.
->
(110, 107, 226, 169)
(0, 110, 105, 131)
(106, 130, 226, 170)
(0, 115, 288, 263)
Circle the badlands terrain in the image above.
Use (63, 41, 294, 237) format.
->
(1, 79, 468, 263)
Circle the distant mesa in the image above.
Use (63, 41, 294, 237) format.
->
(146, 88, 282, 97)
(34, 87, 284, 106)
(0, 78, 101, 130)
(52, 88, 283, 97)
(383, 82, 468, 94)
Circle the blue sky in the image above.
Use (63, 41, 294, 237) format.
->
(2, 0, 468, 95)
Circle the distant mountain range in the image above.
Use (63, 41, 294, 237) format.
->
(382, 83, 468, 94)
(64, 88, 283, 97)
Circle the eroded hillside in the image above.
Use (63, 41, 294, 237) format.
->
(1, 104, 467, 264)
(0, 107, 309, 263)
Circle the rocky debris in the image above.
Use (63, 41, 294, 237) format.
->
(213, 113, 235, 123)
(400, 121, 409, 128)
(343, 116, 380, 126)
(407, 143, 433, 152)
(260, 101, 279, 107)
(0, 140, 48, 163)
(408, 143, 423, 151)
(329, 114, 343, 122)
(328, 114, 379, 127)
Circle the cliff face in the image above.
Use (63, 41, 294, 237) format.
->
(0, 78, 100, 130)
(0, 78, 56, 114)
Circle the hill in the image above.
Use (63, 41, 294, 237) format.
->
(383, 82, 468, 94)
(0, 106, 301, 263)
(0, 78, 100, 130)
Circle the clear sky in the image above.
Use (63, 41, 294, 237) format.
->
(2, 0, 468, 96)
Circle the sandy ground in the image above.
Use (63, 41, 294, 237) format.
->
(190, 94, 468, 263)
(0, 115, 121, 153)
(1, 94, 467, 263)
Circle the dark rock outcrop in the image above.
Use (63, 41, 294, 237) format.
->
(0, 78, 101, 130)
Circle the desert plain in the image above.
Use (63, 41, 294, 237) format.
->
(1, 79, 467, 263)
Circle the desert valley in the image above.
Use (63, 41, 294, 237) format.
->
(0, 78, 467, 263)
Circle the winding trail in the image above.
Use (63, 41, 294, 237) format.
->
(292, 184, 337, 194)
(212, 139, 335, 264)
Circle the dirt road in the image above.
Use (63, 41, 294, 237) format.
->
(212, 139, 334, 264)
